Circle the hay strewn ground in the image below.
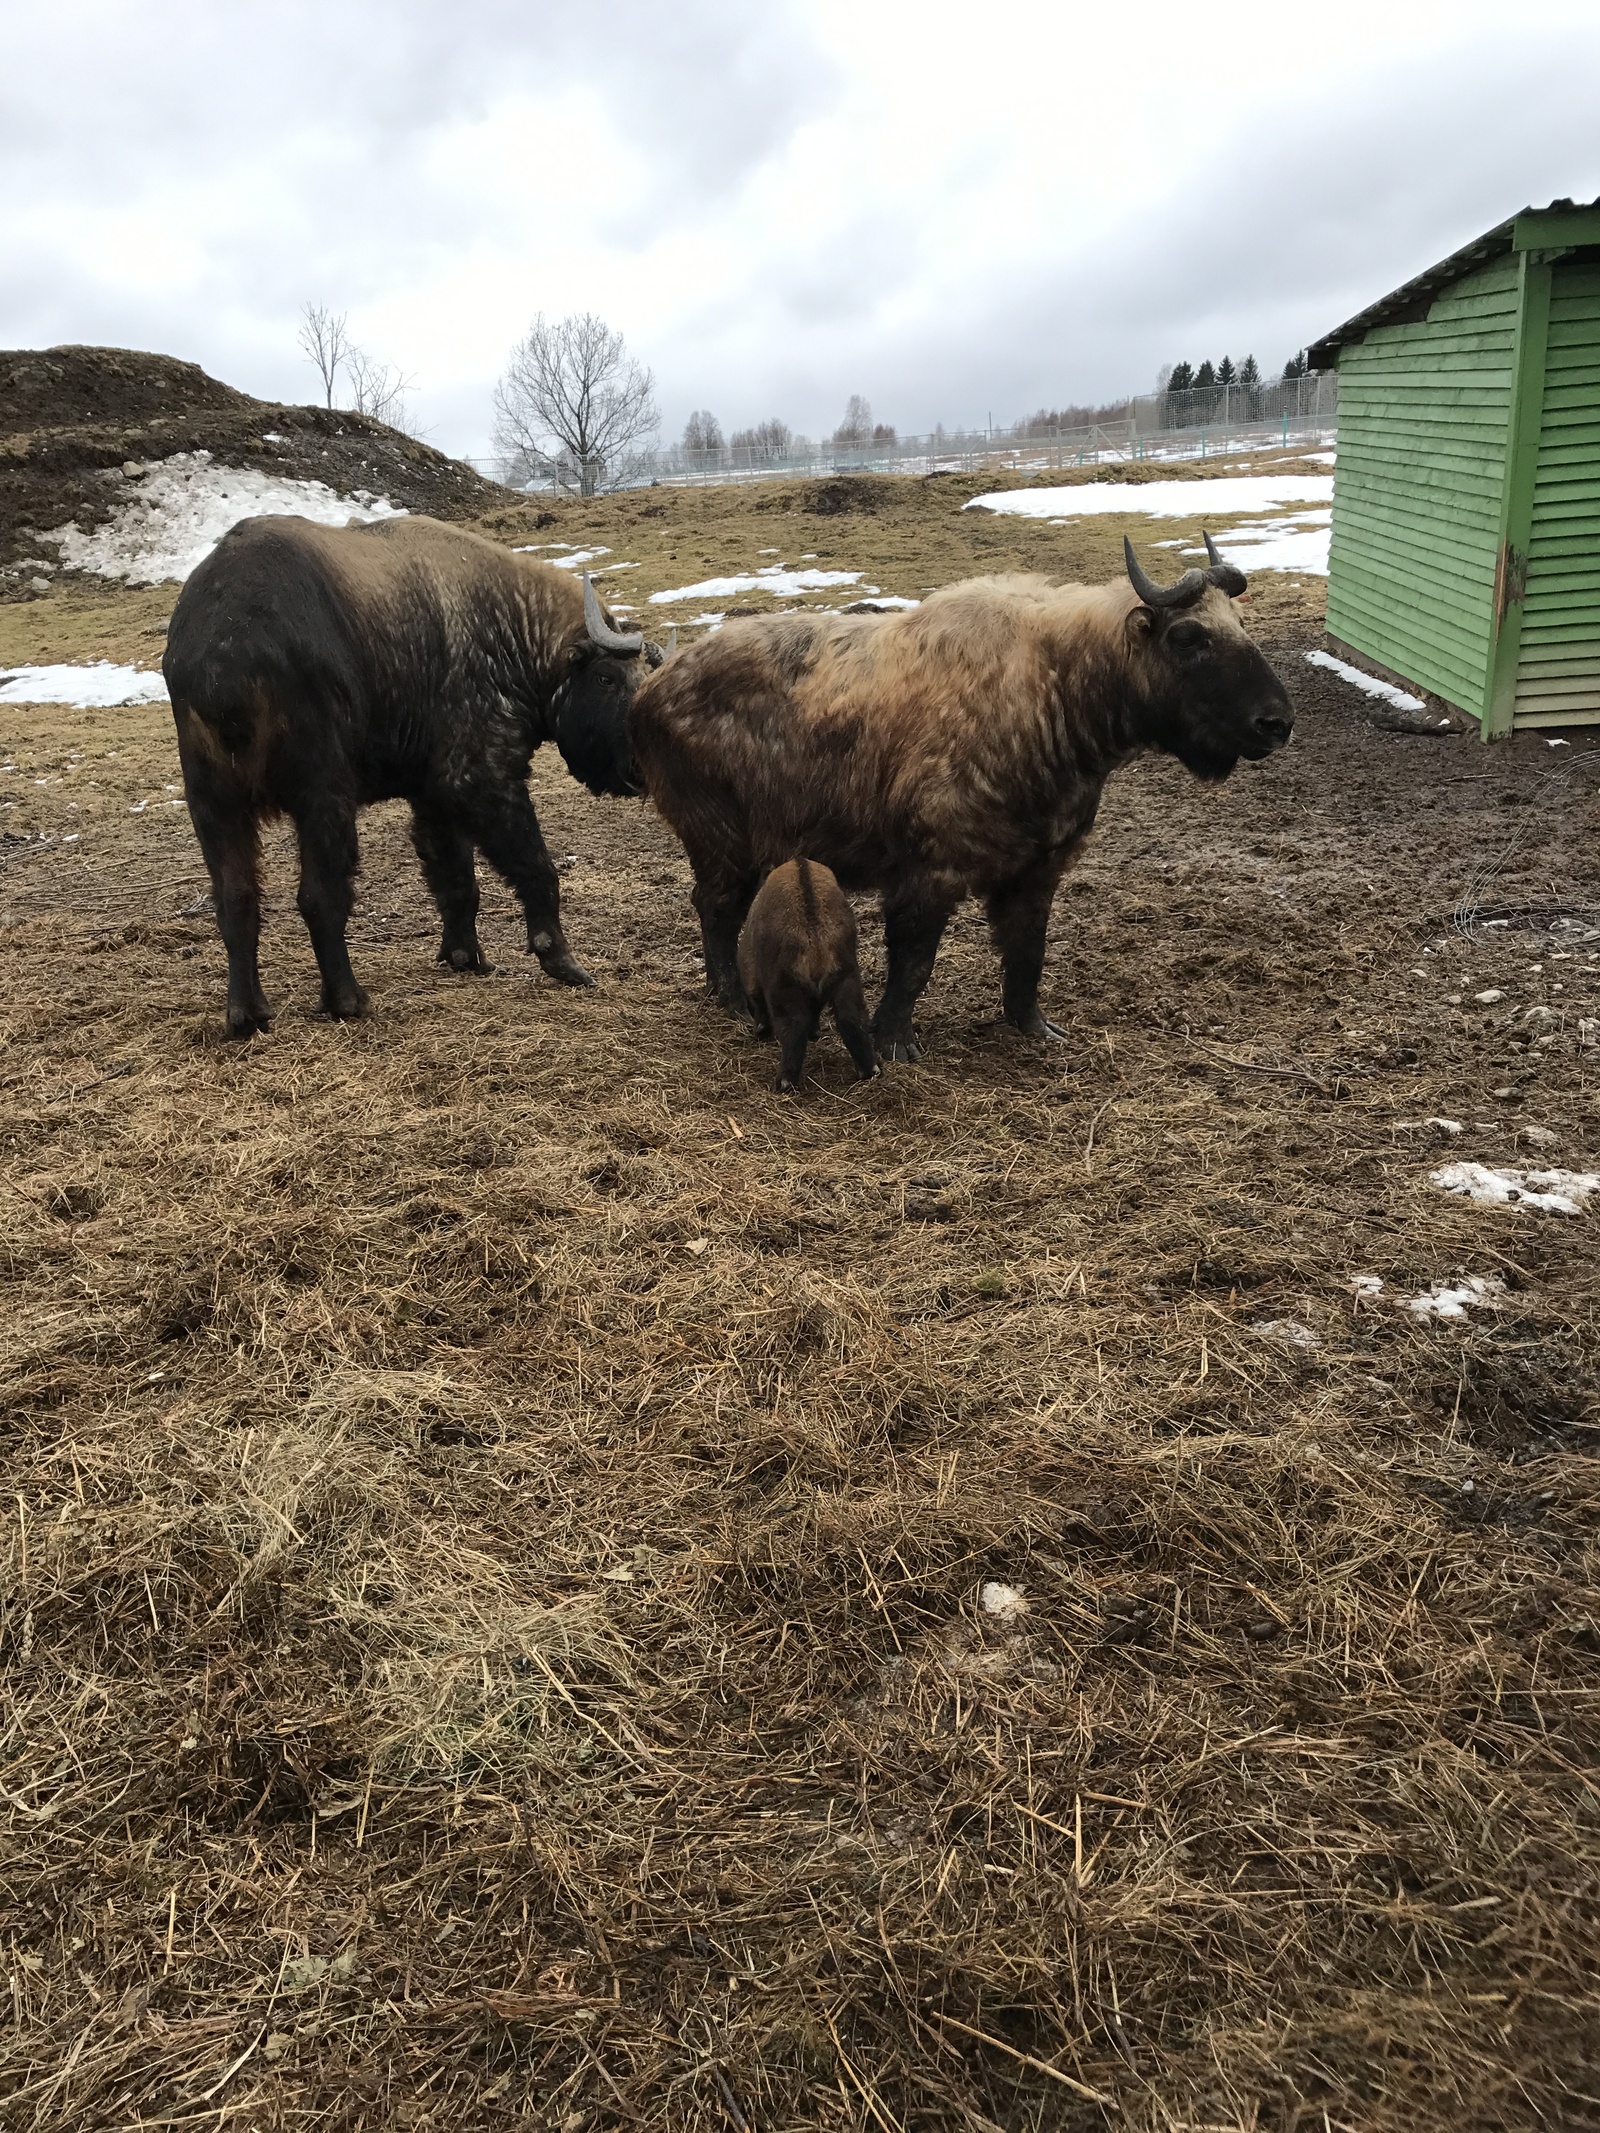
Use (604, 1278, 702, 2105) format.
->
(3, 477, 1600, 2131)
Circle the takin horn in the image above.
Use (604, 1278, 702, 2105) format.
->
(583, 573, 644, 655)
(1123, 536, 1207, 610)
(1202, 531, 1249, 598)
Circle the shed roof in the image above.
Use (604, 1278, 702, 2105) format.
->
(1308, 197, 1600, 369)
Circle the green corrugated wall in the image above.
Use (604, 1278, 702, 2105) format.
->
(1514, 258, 1600, 727)
(1325, 260, 1520, 720)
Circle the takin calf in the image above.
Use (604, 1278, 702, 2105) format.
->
(164, 515, 656, 1036)
(630, 539, 1293, 1060)
(737, 858, 878, 1091)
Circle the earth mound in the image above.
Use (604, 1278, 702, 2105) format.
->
(0, 344, 511, 585)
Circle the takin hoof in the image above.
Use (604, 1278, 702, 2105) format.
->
(714, 986, 759, 1028)
(226, 998, 272, 1039)
(440, 941, 490, 973)
(1005, 1009, 1069, 1041)
(321, 982, 371, 1021)
(874, 1029, 923, 1064)
(539, 952, 596, 989)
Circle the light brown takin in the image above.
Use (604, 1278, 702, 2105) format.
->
(164, 519, 656, 1038)
(628, 538, 1294, 1060)
(736, 857, 879, 1092)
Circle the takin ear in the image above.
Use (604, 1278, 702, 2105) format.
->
(1125, 602, 1157, 640)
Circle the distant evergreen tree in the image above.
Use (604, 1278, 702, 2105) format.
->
(1282, 350, 1308, 381)
(1167, 360, 1195, 392)
(1238, 354, 1261, 390)
(1216, 355, 1236, 386)
(1194, 359, 1217, 389)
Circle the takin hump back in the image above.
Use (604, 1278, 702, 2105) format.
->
(164, 513, 658, 1037)
(628, 539, 1292, 1062)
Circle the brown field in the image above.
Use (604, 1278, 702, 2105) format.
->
(3, 470, 1600, 2132)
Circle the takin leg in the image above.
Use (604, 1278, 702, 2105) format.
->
(769, 987, 822, 1093)
(691, 867, 762, 1021)
(873, 894, 952, 1064)
(458, 782, 593, 988)
(294, 798, 369, 1021)
(410, 802, 487, 972)
(185, 773, 271, 1038)
(985, 851, 1074, 1039)
(829, 970, 880, 1082)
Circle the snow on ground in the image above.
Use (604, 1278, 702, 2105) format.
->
(1352, 1273, 1504, 1319)
(43, 452, 402, 587)
(1431, 1162, 1600, 1216)
(1173, 512, 1331, 575)
(967, 474, 1332, 521)
(1251, 1319, 1320, 1348)
(0, 662, 169, 708)
(650, 566, 866, 604)
(511, 544, 612, 570)
(1305, 650, 1429, 713)
(1406, 1276, 1505, 1319)
(966, 474, 1335, 574)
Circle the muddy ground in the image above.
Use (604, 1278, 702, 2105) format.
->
(2, 476, 1599, 2132)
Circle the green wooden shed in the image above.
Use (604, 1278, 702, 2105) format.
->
(1309, 197, 1600, 737)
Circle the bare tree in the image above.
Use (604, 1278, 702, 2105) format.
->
(298, 304, 350, 408)
(833, 394, 873, 447)
(345, 346, 417, 433)
(730, 417, 792, 464)
(682, 409, 725, 455)
(492, 313, 659, 496)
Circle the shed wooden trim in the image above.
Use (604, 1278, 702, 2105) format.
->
(1485, 253, 1554, 738)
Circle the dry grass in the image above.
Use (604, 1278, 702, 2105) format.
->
(3, 504, 1600, 2130)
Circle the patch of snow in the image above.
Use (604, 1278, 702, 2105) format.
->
(1431, 1161, 1600, 1216)
(1252, 1319, 1321, 1348)
(1178, 511, 1332, 575)
(0, 662, 169, 708)
(979, 1582, 1027, 1619)
(1548, 738, 1571, 748)
(1406, 1275, 1504, 1320)
(688, 612, 726, 628)
(42, 452, 402, 586)
(844, 594, 920, 611)
(1349, 1275, 1386, 1301)
(1304, 649, 1429, 712)
(967, 474, 1333, 521)
(511, 545, 611, 569)
(650, 566, 864, 604)
(1474, 990, 1505, 1004)
(1428, 1118, 1465, 1134)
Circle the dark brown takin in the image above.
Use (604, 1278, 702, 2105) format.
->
(164, 516, 656, 1037)
(630, 537, 1293, 1061)
(736, 858, 879, 1092)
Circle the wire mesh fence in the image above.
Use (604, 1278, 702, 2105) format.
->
(471, 373, 1338, 493)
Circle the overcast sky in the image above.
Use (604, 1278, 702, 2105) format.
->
(5, 0, 1598, 463)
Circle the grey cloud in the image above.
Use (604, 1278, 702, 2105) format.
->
(649, 29, 1600, 441)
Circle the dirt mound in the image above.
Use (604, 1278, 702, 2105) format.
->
(799, 473, 900, 516)
(0, 344, 510, 584)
